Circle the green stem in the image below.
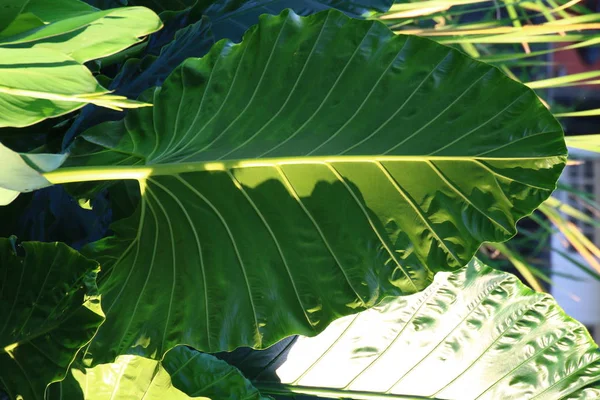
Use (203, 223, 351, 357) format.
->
(254, 383, 445, 400)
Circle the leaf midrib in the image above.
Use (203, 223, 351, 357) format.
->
(43, 155, 563, 185)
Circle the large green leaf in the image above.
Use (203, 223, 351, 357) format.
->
(48, 346, 269, 400)
(19, 9, 565, 362)
(0, 6, 162, 63)
(237, 259, 600, 400)
(0, 238, 104, 400)
(0, 47, 151, 129)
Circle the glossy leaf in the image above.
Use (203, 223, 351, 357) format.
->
(238, 259, 600, 400)
(37, 9, 565, 363)
(48, 346, 269, 400)
(0, 6, 162, 63)
(0, 238, 104, 400)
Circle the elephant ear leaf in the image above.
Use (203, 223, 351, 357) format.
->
(0, 2, 162, 128)
(0, 238, 104, 400)
(47, 346, 270, 400)
(235, 259, 600, 400)
(45, 9, 565, 363)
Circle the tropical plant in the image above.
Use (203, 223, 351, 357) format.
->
(1, 0, 599, 399)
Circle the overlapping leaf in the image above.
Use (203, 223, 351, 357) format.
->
(88, 0, 393, 17)
(0, 0, 161, 129)
(201, 0, 395, 41)
(0, 0, 29, 33)
(0, 48, 130, 129)
(47, 346, 269, 400)
(0, 6, 162, 63)
(0, 239, 104, 400)
(31, 9, 566, 363)
(62, 13, 215, 140)
(234, 259, 600, 400)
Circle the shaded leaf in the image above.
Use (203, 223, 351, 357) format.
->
(61, 0, 393, 143)
(19, 0, 97, 23)
(63, 14, 215, 141)
(110, 0, 393, 17)
(0, 239, 104, 400)
(0, 48, 149, 129)
(0, 6, 162, 63)
(203, 0, 395, 42)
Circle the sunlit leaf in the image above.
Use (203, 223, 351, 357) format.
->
(232, 259, 600, 400)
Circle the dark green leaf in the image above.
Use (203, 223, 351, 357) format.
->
(0, 239, 104, 400)
(0, 0, 30, 34)
(0, 143, 66, 205)
(62, 15, 215, 141)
